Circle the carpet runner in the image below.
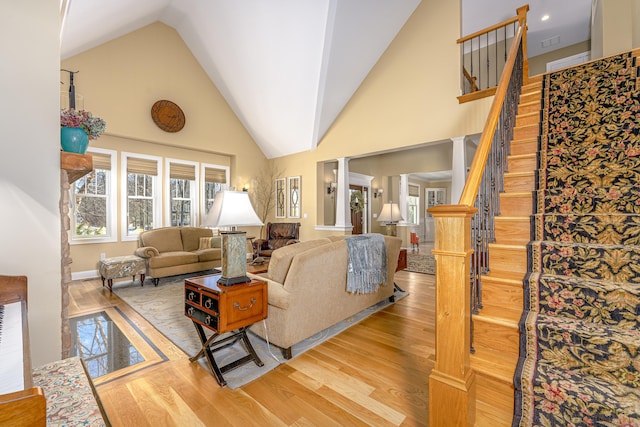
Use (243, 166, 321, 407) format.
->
(513, 52, 640, 426)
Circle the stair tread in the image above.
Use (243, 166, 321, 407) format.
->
(500, 191, 532, 197)
(508, 152, 536, 159)
(482, 270, 526, 284)
(505, 171, 534, 177)
(477, 305, 521, 323)
(473, 312, 519, 329)
(495, 216, 530, 221)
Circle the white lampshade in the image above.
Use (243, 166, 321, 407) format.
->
(378, 202, 404, 223)
(202, 190, 263, 229)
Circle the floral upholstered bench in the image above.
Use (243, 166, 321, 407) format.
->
(98, 255, 146, 292)
(32, 357, 110, 426)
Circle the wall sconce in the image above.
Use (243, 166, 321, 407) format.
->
(327, 182, 336, 194)
(374, 188, 384, 198)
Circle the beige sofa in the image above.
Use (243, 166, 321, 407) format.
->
(135, 226, 222, 285)
(247, 234, 401, 359)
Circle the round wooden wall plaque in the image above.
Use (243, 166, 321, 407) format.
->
(151, 100, 185, 133)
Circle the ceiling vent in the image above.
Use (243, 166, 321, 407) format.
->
(541, 35, 561, 48)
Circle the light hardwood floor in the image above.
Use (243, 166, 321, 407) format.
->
(69, 269, 435, 426)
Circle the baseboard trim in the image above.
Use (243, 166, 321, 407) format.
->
(72, 270, 99, 281)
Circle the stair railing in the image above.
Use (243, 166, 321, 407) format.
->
(427, 5, 528, 426)
(457, 5, 529, 102)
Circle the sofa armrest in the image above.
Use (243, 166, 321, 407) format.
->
(135, 246, 160, 258)
(246, 273, 290, 310)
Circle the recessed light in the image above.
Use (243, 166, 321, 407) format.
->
(541, 15, 550, 21)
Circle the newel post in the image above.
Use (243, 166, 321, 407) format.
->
(428, 204, 477, 427)
(517, 4, 530, 83)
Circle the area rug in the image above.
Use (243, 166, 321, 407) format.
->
(112, 274, 407, 389)
(405, 251, 436, 275)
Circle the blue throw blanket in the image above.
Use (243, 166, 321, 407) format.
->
(345, 234, 388, 294)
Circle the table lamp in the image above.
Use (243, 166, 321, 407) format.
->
(202, 190, 263, 285)
(378, 202, 404, 236)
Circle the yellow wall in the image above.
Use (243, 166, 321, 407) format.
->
(61, 23, 267, 274)
(592, 0, 639, 58)
(274, 0, 491, 241)
(528, 41, 591, 76)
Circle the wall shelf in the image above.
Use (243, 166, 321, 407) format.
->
(60, 152, 92, 183)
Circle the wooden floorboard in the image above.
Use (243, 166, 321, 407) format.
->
(68, 267, 435, 426)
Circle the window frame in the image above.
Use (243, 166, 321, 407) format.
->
(408, 183, 420, 226)
(165, 158, 199, 228)
(121, 152, 163, 242)
(69, 147, 118, 244)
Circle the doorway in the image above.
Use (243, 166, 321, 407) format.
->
(349, 185, 368, 234)
(424, 187, 446, 241)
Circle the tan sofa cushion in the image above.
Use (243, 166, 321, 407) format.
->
(147, 251, 199, 269)
(181, 227, 214, 252)
(140, 228, 183, 253)
(267, 238, 331, 284)
(193, 248, 222, 262)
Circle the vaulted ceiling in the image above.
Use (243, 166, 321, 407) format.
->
(61, 0, 592, 159)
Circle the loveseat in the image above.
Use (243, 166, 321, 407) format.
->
(247, 233, 401, 359)
(135, 226, 222, 285)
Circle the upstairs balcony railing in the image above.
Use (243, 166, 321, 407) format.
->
(457, 6, 529, 103)
(427, 5, 528, 426)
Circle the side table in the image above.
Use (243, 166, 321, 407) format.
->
(184, 274, 267, 387)
(394, 248, 408, 292)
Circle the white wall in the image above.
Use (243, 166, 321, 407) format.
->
(0, 1, 62, 365)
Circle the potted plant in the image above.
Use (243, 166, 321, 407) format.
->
(60, 108, 106, 154)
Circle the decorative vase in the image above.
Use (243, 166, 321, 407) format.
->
(60, 127, 89, 154)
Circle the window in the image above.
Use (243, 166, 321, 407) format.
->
(408, 184, 420, 225)
(166, 160, 198, 227)
(70, 148, 117, 243)
(201, 164, 229, 218)
(122, 153, 162, 240)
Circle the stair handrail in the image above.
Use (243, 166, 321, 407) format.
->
(427, 6, 528, 426)
(457, 5, 529, 101)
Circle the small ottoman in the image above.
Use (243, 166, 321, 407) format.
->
(98, 255, 146, 292)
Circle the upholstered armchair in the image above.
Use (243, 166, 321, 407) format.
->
(252, 222, 300, 258)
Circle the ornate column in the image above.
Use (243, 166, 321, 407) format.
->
(334, 157, 352, 230)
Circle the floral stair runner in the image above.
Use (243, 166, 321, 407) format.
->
(513, 52, 640, 426)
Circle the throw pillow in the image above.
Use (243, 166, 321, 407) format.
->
(199, 236, 213, 250)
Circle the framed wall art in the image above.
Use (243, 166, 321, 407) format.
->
(288, 176, 301, 219)
(275, 178, 286, 218)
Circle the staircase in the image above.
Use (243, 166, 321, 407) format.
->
(472, 51, 640, 426)
(471, 75, 542, 427)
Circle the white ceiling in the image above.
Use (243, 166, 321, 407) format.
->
(61, 0, 592, 159)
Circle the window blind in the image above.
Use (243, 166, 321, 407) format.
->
(170, 163, 196, 181)
(204, 167, 226, 183)
(409, 185, 420, 197)
(127, 157, 158, 176)
(91, 152, 111, 170)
